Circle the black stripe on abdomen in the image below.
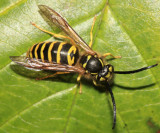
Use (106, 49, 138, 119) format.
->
(51, 42, 60, 62)
(37, 43, 43, 59)
(60, 43, 72, 64)
(31, 44, 37, 58)
(43, 42, 51, 61)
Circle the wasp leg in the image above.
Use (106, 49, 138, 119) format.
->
(93, 80, 98, 86)
(36, 72, 70, 80)
(31, 22, 75, 44)
(102, 53, 121, 59)
(89, 16, 97, 48)
(77, 74, 82, 94)
(93, 80, 103, 87)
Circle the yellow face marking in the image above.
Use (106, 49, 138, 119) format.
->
(67, 46, 77, 65)
(105, 73, 110, 78)
(34, 43, 41, 59)
(40, 42, 47, 62)
(29, 44, 36, 58)
(48, 41, 57, 63)
(57, 42, 66, 64)
(100, 77, 105, 81)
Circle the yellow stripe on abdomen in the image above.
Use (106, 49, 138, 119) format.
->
(40, 42, 47, 62)
(56, 42, 66, 64)
(48, 41, 57, 63)
(28, 44, 36, 58)
(34, 43, 41, 59)
(67, 46, 77, 65)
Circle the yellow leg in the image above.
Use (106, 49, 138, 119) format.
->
(77, 74, 82, 94)
(31, 22, 75, 44)
(93, 80, 97, 86)
(93, 80, 103, 87)
(102, 53, 121, 59)
(89, 16, 97, 48)
(36, 72, 70, 80)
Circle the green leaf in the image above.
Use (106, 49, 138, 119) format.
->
(0, 0, 160, 133)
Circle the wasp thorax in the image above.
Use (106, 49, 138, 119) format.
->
(80, 55, 103, 74)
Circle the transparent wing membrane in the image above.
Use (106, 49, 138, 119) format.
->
(38, 5, 96, 55)
(10, 56, 85, 73)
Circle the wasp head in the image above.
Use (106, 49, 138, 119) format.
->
(96, 64, 114, 82)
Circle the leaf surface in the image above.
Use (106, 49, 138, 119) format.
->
(0, 0, 160, 133)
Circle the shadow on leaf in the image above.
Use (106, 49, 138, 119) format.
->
(114, 83, 155, 90)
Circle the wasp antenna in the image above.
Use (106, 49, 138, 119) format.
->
(114, 63, 158, 74)
(106, 82, 116, 129)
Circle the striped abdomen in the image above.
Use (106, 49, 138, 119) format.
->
(27, 41, 79, 66)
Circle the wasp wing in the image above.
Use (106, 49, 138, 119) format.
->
(38, 5, 96, 55)
(10, 56, 85, 74)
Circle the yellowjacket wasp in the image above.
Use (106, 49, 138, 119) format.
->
(10, 5, 158, 129)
